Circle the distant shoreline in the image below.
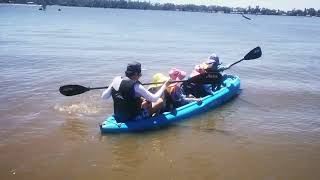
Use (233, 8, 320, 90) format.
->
(2, 2, 320, 18)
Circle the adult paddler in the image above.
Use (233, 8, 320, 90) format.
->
(101, 62, 170, 122)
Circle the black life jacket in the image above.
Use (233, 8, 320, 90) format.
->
(181, 73, 223, 98)
(111, 78, 142, 122)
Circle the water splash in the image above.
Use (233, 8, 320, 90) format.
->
(54, 102, 100, 116)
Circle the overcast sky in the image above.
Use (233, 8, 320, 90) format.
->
(151, 0, 320, 10)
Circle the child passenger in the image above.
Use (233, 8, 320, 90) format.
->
(183, 53, 228, 98)
(166, 68, 202, 111)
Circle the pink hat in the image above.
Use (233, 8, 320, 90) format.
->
(169, 68, 186, 81)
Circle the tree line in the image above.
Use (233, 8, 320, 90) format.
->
(2, 0, 320, 17)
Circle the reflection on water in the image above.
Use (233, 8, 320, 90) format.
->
(61, 117, 88, 140)
(110, 136, 144, 173)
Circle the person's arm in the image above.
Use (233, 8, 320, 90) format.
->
(217, 64, 230, 72)
(101, 83, 113, 100)
(135, 81, 168, 102)
(101, 76, 122, 100)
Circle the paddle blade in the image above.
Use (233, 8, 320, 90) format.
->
(59, 85, 90, 96)
(243, 46, 262, 60)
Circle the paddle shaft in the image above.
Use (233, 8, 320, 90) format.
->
(227, 58, 244, 69)
(142, 80, 186, 85)
(87, 80, 189, 90)
(89, 86, 109, 90)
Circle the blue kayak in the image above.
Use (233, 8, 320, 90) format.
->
(100, 75, 240, 133)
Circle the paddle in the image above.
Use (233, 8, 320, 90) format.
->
(220, 46, 262, 71)
(59, 73, 214, 96)
(59, 47, 262, 96)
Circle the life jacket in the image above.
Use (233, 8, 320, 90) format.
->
(111, 78, 142, 122)
(205, 72, 223, 90)
(181, 73, 223, 98)
(181, 82, 207, 98)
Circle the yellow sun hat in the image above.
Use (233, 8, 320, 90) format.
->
(148, 73, 169, 90)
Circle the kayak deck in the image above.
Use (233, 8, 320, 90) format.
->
(100, 75, 240, 133)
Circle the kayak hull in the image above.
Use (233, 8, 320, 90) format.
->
(100, 75, 240, 133)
